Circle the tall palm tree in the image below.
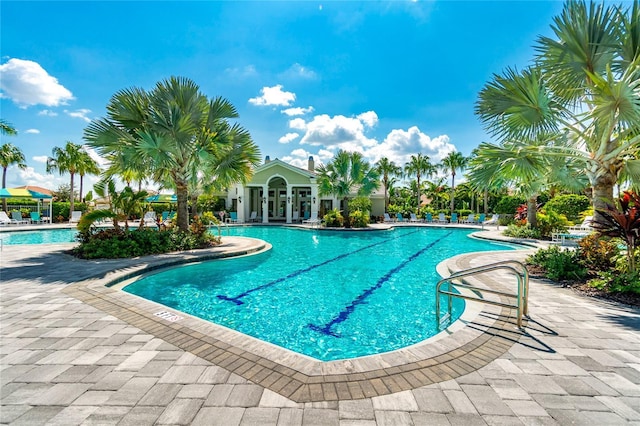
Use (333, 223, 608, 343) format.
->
(476, 1, 640, 224)
(439, 151, 468, 214)
(76, 150, 100, 202)
(47, 141, 85, 215)
(316, 150, 380, 228)
(404, 153, 434, 209)
(84, 76, 261, 232)
(0, 119, 17, 136)
(375, 157, 402, 212)
(0, 143, 26, 212)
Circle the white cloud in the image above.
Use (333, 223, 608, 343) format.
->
(64, 108, 91, 123)
(249, 84, 295, 106)
(357, 111, 378, 128)
(33, 155, 48, 163)
(0, 58, 73, 107)
(38, 109, 58, 117)
(25, 129, 40, 134)
(280, 63, 318, 80)
(83, 146, 108, 168)
(11, 165, 66, 190)
(289, 118, 307, 130)
(281, 106, 314, 116)
(279, 132, 299, 144)
(296, 113, 378, 152)
(224, 65, 257, 78)
(366, 126, 455, 166)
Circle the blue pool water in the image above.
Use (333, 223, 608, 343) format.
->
(124, 227, 516, 361)
(0, 228, 77, 245)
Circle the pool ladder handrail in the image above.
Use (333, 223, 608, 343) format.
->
(436, 260, 529, 329)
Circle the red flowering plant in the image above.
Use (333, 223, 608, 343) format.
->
(593, 191, 640, 273)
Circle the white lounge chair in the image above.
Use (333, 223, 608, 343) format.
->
(569, 215, 593, 231)
(409, 213, 421, 223)
(436, 213, 448, 223)
(483, 214, 499, 227)
(0, 211, 14, 225)
(292, 211, 300, 223)
(303, 211, 322, 226)
(462, 213, 476, 224)
(143, 211, 157, 226)
(248, 211, 260, 222)
(69, 211, 82, 223)
(383, 213, 394, 223)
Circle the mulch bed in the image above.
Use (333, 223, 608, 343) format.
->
(526, 265, 640, 308)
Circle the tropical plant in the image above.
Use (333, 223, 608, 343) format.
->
(323, 208, 344, 227)
(375, 157, 402, 212)
(475, 0, 640, 225)
(84, 76, 261, 232)
(593, 190, 640, 273)
(439, 151, 468, 214)
(46, 141, 87, 214)
(527, 246, 588, 281)
(0, 119, 17, 136)
(76, 149, 100, 202)
(0, 143, 26, 212)
(544, 194, 591, 223)
(404, 153, 435, 210)
(316, 150, 380, 228)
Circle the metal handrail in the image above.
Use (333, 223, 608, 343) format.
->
(436, 260, 528, 329)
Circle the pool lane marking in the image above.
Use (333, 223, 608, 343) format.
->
(216, 229, 422, 305)
(308, 231, 453, 338)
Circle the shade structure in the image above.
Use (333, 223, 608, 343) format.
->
(1, 187, 54, 221)
(146, 194, 177, 203)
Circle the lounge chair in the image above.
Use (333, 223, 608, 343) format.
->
(69, 211, 82, 223)
(161, 211, 170, 222)
(425, 213, 433, 223)
(450, 213, 458, 224)
(0, 211, 14, 225)
(143, 211, 157, 226)
(409, 213, 421, 223)
(383, 213, 394, 223)
(30, 211, 43, 224)
(437, 213, 448, 223)
(248, 211, 260, 222)
(303, 211, 322, 226)
(569, 215, 593, 231)
(478, 213, 486, 223)
(292, 211, 300, 223)
(396, 213, 404, 222)
(462, 213, 476, 224)
(228, 212, 239, 223)
(483, 214, 499, 227)
(11, 211, 28, 224)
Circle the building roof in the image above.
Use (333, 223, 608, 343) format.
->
(14, 185, 54, 196)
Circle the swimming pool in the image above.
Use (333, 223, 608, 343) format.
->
(124, 226, 516, 361)
(0, 228, 77, 245)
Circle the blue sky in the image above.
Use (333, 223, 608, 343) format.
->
(1, 1, 565, 191)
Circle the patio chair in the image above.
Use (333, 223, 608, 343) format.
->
(483, 214, 499, 227)
(12, 211, 28, 224)
(0, 211, 14, 225)
(69, 211, 82, 223)
(30, 211, 43, 224)
(228, 212, 238, 223)
(143, 211, 157, 226)
(409, 213, 421, 223)
(161, 211, 170, 222)
(425, 213, 433, 223)
(569, 215, 593, 231)
(383, 213, 394, 223)
(396, 213, 404, 222)
(292, 211, 300, 223)
(450, 213, 458, 224)
(462, 213, 476, 224)
(303, 211, 322, 226)
(437, 213, 448, 223)
(478, 213, 486, 223)
(248, 211, 259, 222)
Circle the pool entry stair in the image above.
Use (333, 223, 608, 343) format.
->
(436, 260, 529, 329)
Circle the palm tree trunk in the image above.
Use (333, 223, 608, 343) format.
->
(176, 181, 189, 232)
(484, 188, 489, 214)
(343, 197, 351, 228)
(450, 174, 455, 214)
(69, 173, 75, 216)
(592, 171, 616, 226)
(527, 196, 537, 229)
(2, 167, 7, 212)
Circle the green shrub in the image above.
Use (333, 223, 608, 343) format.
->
(349, 210, 369, 228)
(323, 208, 344, 227)
(495, 195, 526, 215)
(526, 246, 587, 281)
(199, 211, 219, 226)
(504, 224, 541, 239)
(578, 234, 619, 271)
(589, 270, 640, 294)
(544, 194, 591, 223)
(536, 210, 570, 238)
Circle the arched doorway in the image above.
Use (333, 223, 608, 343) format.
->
(267, 177, 288, 221)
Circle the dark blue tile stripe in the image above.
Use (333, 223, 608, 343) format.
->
(217, 229, 422, 305)
(308, 231, 453, 337)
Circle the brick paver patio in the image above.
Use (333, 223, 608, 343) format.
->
(2, 226, 640, 425)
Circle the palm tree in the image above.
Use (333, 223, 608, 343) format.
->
(404, 153, 435, 209)
(0, 143, 26, 212)
(439, 151, 468, 214)
(0, 119, 17, 136)
(84, 76, 261, 232)
(46, 142, 84, 215)
(476, 1, 640, 224)
(76, 149, 100, 202)
(316, 150, 380, 228)
(375, 157, 402, 212)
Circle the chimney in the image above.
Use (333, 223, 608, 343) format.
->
(265, 155, 270, 164)
(308, 156, 315, 172)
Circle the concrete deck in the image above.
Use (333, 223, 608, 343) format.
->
(1, 226, 640, 425)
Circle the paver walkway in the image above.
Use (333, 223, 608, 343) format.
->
(2, 229, 640, 425)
